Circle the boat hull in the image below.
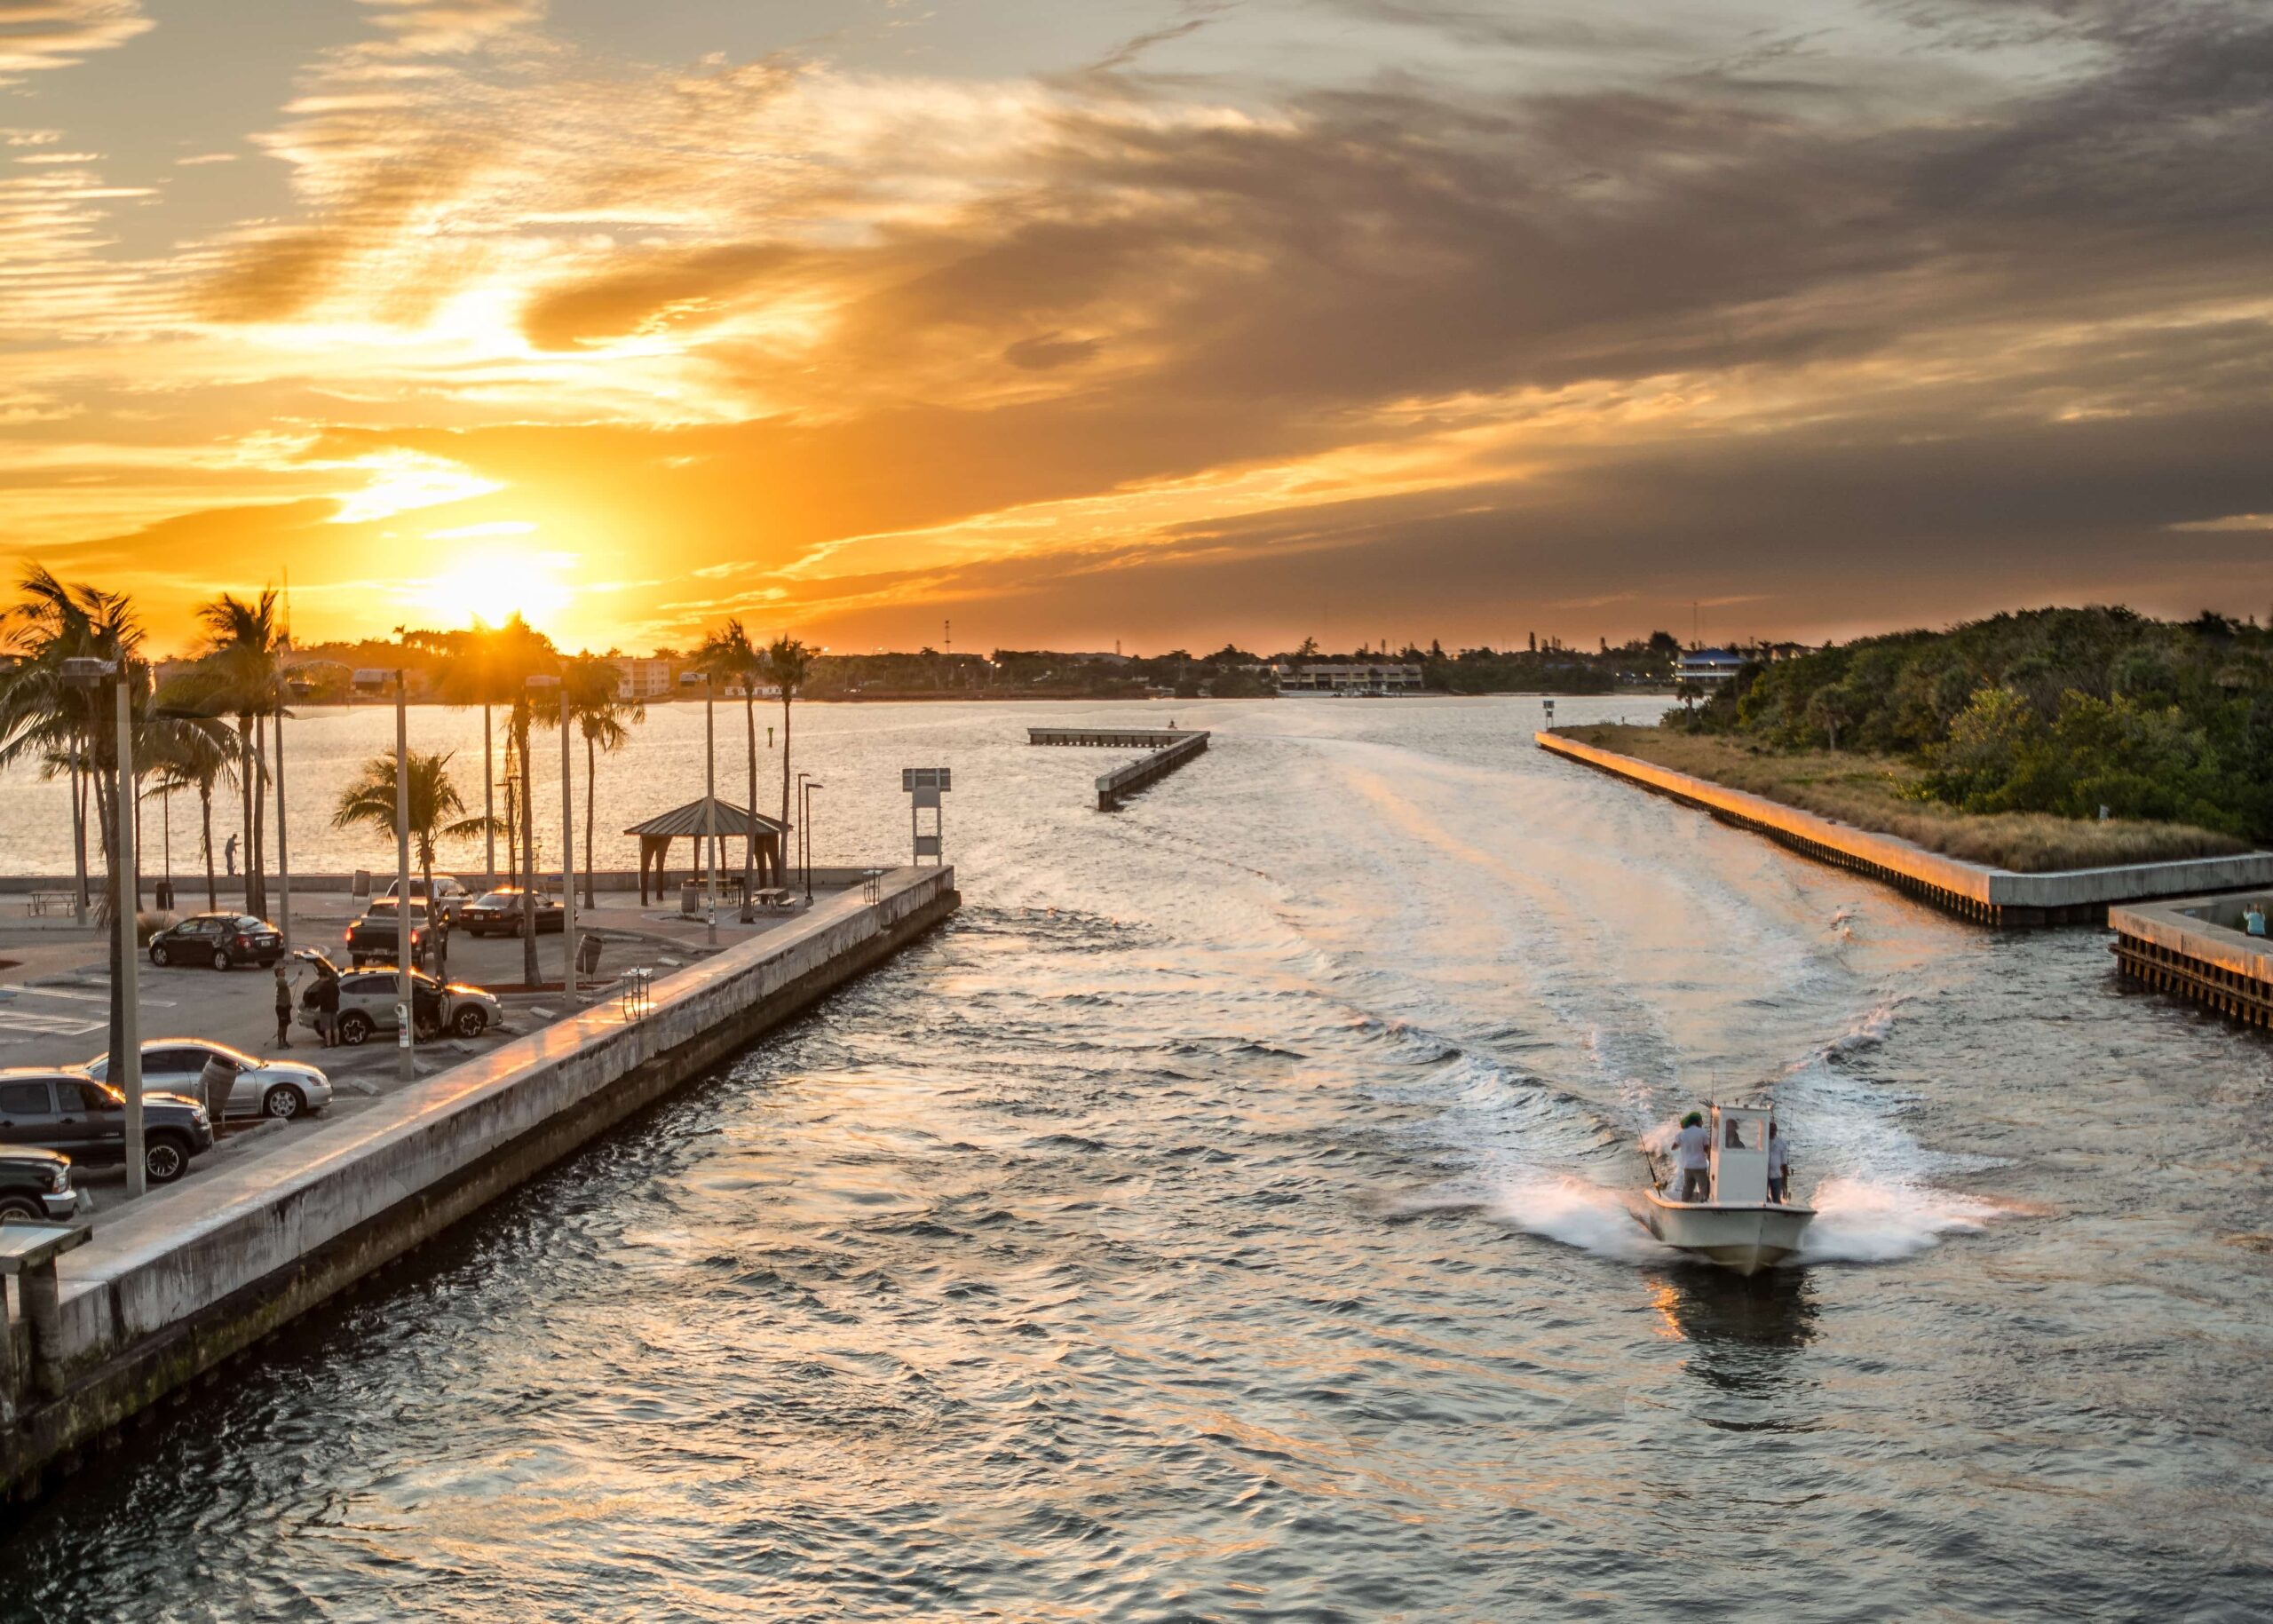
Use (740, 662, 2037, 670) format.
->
(1643, 1194, 1815, 1276)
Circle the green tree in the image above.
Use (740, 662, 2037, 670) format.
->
(563, 656, 644, 908)
(179, 590, 286, 918)
(0, 566, 146, 916)
(330, 749, 495, 904)
(697, 619, 768, 888)
(762, 635, 815, 836)
(144, 717, 241, 911)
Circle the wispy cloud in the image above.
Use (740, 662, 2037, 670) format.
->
(0, 1, 150, 81)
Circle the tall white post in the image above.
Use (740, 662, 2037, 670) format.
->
(704, 680, 718, 945)
(560, 684, 577, 999)
(395, 672, 414, 1081)
(273, 705, 292, 951)
(483, 703, 495, 887)
(116, 677, 145, 1198)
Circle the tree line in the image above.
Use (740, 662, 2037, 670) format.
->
(1668, 606, 2273, 841)
(0, 567, 817, 986)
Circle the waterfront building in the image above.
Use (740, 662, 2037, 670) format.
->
(1676, 647, 1746, 689)
(610, 656, 674, 700)
(1276, 661, 1426, 695)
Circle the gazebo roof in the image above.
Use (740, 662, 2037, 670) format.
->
(622, 796, 788, 839)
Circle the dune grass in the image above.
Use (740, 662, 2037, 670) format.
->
(1558, 725, 2252, 872)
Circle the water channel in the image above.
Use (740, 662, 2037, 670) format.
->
(3, 697, 2267, 1620)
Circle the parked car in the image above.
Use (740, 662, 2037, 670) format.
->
(459, 886, 564, 938)
(345, 898, 432, 968)
(0, 1069, 213, 1184)
(83, 1040, 333, 1121)
(0, 1145, 83, 1222)
(301, 967, 502, 1045)
(147, 912, 284, 970)
(383, 874, 475, 922)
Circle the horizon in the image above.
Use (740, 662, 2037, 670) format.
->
(5, 1, 2270, 654)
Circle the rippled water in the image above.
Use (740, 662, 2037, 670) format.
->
(6, 698, 2271, 1620)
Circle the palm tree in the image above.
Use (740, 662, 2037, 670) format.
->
(330, 749, 495, 903)
(564, 656, 643, 907)
(185, 590, 285, 918)
(144, 717, 241, 911)
(696, 620, 765, 887)
(0, 566, 143, 918)
(762, 635, 814, 860)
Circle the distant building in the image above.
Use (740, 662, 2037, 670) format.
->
(1276, 661, 1426, 695)
(1677, 648, 1747, 689)
(610, 657, 674, 700)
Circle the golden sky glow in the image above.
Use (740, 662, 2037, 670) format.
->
(4, 0, 2270, 654)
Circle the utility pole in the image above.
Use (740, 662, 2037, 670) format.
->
(273, 705, 292, 953)
(558, 678, 576, 999)
(703, 673, 718, 947)
(394, 671, 413, 1081)
(115, 671, 144, 1195)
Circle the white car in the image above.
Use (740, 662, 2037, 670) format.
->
(85, 1040, 335, 1121)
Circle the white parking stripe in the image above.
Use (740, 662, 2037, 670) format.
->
(0, 984, 176, 1008)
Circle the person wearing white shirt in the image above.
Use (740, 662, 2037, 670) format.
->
(1672, 1112, 1712, 1202)
(1767, 1121, 1791, 1204)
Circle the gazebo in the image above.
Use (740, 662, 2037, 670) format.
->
(623, 796, 789, 903)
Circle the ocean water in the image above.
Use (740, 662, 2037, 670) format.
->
(4, 696, 2269, 1620)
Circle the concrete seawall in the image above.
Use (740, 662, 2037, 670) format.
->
(1537, 732, 2273, 925)
(2111, 893, 2273, 1027)
(1096, 731, 1209, 811)
(1, 866, 958, 1500)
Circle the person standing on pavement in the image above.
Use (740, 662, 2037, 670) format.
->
(273, 963, 295, 1049)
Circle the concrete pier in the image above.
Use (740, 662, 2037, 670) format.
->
(0, 865, 957, 1503)
(1026, 726, 1212, 810)
(2111, 894, 2273, 1027)
(1538, 731, 2273, 926)
(1027, 726, 1192, 749)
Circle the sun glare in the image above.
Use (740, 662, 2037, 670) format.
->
(420, 544, 574, 631)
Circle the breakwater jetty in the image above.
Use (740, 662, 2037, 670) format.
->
(2111, 894, 2273, 1028)
(1028, 726, 1211, 811)
(0, 865, 956, 1504)
(1538, 731, 2273, 926)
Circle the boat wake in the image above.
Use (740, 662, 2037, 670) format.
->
(1485, 1176, 1675, 1263)
(1792, 1176, 2000, 1264)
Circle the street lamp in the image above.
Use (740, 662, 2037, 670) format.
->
(60, 655, 145, 1197)
(527, 672, 576, 1000)
(700, 670, 717, 946)
(354, 668, 416, 1081)
(798, 774, 824, 904)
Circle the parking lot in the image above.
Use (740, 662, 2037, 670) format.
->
(0, 884, 832, 1212)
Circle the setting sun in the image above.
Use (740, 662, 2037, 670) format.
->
(420, 544, 574, 635)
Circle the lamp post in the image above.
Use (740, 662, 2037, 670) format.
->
(702, 672, 718, 946)
(355, 668, 415, 1081)
(527, 672, 575, 1000)
(61, 656, 145, 1197)
(798, 774, 823, 904)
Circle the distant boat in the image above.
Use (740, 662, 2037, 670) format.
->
(1641, 1104, 1813, 1276)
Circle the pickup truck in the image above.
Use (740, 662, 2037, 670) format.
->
(344, 897, 432, 969)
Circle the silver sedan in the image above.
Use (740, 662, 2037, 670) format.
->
(85, 1040, 335, 1121)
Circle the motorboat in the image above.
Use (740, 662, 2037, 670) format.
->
(1641, 1104, 1813, 1276)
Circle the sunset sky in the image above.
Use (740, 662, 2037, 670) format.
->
(4, 0, 2269, 655)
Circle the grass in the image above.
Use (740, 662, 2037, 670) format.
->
(1557, 724, 2253, 873)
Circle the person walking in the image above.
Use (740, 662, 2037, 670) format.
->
(225, 833, 239, 876)
(272, 963, 295, 1049)
(1673, 1111, 1712, 1203)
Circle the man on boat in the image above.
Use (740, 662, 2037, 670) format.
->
(1673, 1112, 1712, 1202)
(1767, 1121, 1790, 1204)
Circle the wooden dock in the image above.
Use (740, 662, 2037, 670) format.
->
(1029, 726, 1193, 749)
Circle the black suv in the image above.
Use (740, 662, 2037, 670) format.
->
(147, 912, 284, 970)
(0, 1145, 82, 1223)
(0, 1069, 215, 1184)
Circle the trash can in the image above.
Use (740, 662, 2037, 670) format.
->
(154, 879, 174, 911)
(576, 932, 602, 976)
(680, 879, 699, 917)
